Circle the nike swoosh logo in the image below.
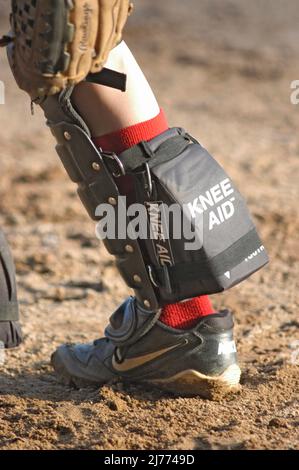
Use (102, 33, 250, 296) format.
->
(112, 343, 183, 372)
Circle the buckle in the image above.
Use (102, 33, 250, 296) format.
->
(144, 162, 153, 198)
(101, 151, 126, 177)
(148, 265, 159, 288)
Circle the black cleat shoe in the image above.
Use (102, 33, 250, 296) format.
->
(51, 297, 241, 399)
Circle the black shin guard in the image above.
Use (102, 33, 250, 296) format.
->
(41, 89, 268, 312)
(0, 230, 22, 349)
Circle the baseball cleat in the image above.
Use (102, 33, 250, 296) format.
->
(51, 297, 241, 399)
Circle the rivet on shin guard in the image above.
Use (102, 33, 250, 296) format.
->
(92, 162, 101, 171)
(143, 300, 151, 308)
(64, 131, 71, 141)
(125, 244, 134, 253)
(133, 274, 142, 283)
(108, 197, 117, 206)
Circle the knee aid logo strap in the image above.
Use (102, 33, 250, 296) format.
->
(124, 128, 269, 304)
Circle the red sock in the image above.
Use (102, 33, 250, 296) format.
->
(159, 296, 214, 329)
(93, 109, 214, 329)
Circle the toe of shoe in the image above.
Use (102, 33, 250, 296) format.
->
(51, 345, 75, 386)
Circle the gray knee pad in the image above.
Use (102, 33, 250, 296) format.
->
(116, 129, 269, 304)
(41, 89, 268, 311)
(0, 229, 19, 321)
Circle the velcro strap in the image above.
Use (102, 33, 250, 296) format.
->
(105, 297, 161, 347)
(152, 228, 261, 291)
(103, 130, 193, 175)
(86, 68, 127, 92)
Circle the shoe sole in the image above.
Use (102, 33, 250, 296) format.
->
(51, 350, 241, 400)
(147, 363, 242, 399)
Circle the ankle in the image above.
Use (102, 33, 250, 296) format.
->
(160, 296, 215, 330)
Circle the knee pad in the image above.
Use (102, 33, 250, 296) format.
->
(41, 89, 268, 311)
(116, 128, 269, 305)
(0, 229, 19, 321)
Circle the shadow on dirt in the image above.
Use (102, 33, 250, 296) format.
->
(0, 365, 276, 406)
(0, 368, 173, 405)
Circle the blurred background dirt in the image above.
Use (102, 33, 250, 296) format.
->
(0, 0, 298, 450)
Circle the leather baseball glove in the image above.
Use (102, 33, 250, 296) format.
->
(0, 0, 132, 101)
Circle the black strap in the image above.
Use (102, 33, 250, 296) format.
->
(0, 35, 12, 47)
(110, 133, 192, 174)
(153, 228, 261, 289)
(86, 68, 127, 92)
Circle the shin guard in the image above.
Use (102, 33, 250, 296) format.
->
(41, 89, 268, 311)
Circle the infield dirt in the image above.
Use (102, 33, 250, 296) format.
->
(0, 0, 298, 450)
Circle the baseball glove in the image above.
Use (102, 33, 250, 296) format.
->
(1, 0, 132, 101)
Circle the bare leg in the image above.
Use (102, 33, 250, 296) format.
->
(72, 41, 160, 137)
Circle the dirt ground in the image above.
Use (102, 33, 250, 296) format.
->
(0, 0, 298, 450)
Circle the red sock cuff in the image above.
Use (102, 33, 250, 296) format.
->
(93, 109, 168, 154)
(159, 296, 215, 330)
